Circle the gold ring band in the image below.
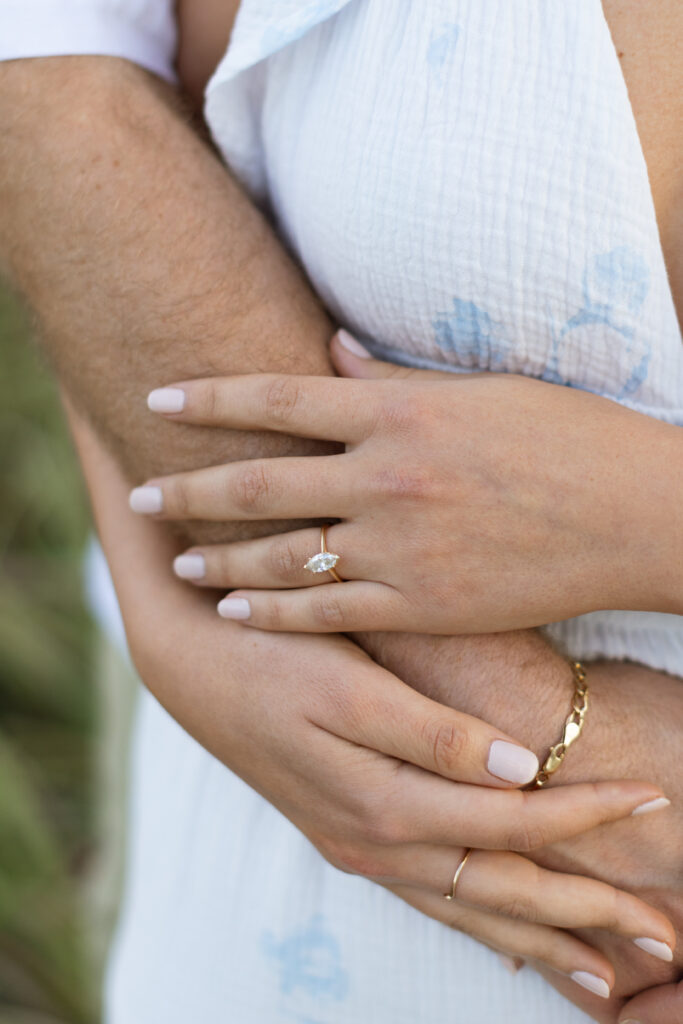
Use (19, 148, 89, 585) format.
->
(303, 525, 344, 583)
(444, 848, 472, 902)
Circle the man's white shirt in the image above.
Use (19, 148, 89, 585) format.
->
(0, 0, 176, 81)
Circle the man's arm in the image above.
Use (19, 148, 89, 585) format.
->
(0, 52, 616, 751)
(4, 56, 680, 1016)
(0, 55, 337, 542)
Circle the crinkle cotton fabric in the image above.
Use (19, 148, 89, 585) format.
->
(204, 0, 683, 675)
(101, 2, 682, 1023)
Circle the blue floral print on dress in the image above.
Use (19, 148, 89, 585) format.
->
(427, 23, 461, 84)
(542, 246, 651, 398)
(262, 913, 349, 1021)
(432, 297, 510, 370)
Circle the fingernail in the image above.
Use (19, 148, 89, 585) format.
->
(335, 330, 371, 358)
(217, 597, 251, 620)
(487, 740, 539, 785)
(129, 485, 163, 514)
(619, 1020, 642, 1023)
(632, 937, 674, 962)
(173, 553, 206, 580)
(570, 972, 611, 999)
(147, 387, 186, 413)
(497, 954, 522, 974)
(631, 797, 671, 816)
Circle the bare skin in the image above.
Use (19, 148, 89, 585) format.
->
(0, 1, 681, 1014)
(69, 405, 683, 1024)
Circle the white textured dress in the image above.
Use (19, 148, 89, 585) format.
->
(99, 2, 683, 1021)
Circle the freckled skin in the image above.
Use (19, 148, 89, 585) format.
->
(2, 4, 680, 1020)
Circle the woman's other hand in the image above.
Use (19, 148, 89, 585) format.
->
(108, 457, 675, 1002)
(131, 599, 675, 1003)
(367, 630, 683, 1022)
(75, 406, 676, 1014)
(619, 978, 683, 1024)
(135, 332, 683, 635)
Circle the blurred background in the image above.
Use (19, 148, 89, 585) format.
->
(0, 283, 126, 1024)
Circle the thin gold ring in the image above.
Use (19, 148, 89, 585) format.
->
(444, 848, 472, 901)
(303, 525, 344, 583)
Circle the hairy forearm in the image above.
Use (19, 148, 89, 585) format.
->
(3, 57, 646, 766)
(357, 629, 571, 759)
(0, 56, 336, 543)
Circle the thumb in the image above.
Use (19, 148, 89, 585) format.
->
(618, 978, 683, 1024)
(331, 329, 451, 380)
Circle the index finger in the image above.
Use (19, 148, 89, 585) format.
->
(147, 373, 380, 443)
(393, 766, 669, 851)
(313, 659, 541, 788)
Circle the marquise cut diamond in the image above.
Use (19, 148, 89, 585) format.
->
(304, 552, 340, 573)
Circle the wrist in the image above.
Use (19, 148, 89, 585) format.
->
(356, 629, 572, 756)
(544, 659, 671, 786)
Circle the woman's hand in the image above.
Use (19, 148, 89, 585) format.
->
(365, 630, 683, 1021)
(72, 406, 676, 1010)
(132, 332, 683, 635)
(619, 979, 683, 1024)
(133, 609, 676, 1002)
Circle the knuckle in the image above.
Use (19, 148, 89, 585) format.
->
(506, 819, 547, 854)
(260, 598, 283, 631)
(602, 888, 621, 933)
(381, 396, 419, 434)
(495, 892, 539, 924)
(323, 841, 388, 880)
(382, 395, 440, 438)
(267, 536, 301, 582)
(368, 466, 434, 502)
(421, 716, 468, 777)
(214, 547, 234, 583)
(263, 375, 302, 423)
(349, 789, 406, 847)
(166, 476, 191, 517)
(196, 378, 218, 420)
(361, 807, 407, 848)
(319, 671, 361, 727)
(311, 588, 347, 629)
(233, 463, 272, 514)
(313, 836, 353, 874)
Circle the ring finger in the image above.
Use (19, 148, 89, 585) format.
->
(173, 524, 374, 589)
(368, 847, 674, 954)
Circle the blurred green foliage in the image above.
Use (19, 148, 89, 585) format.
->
(0, 287, 97, 1023)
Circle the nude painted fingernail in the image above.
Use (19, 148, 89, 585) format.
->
(631, 797, 671, 816)
(570, 972, 611, 998)
(632, 937, 674, 962)
(217, 597, 251, 620)
(129, 486, 163, 514)
(173, 553, 206, 580)
(497, 954, 522, 974)
(335, 330, 371, 358)
(147, 387, 186, 413)
(487, 740, 539, 785)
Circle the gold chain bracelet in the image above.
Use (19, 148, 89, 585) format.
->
(532, 661, 589, 788)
